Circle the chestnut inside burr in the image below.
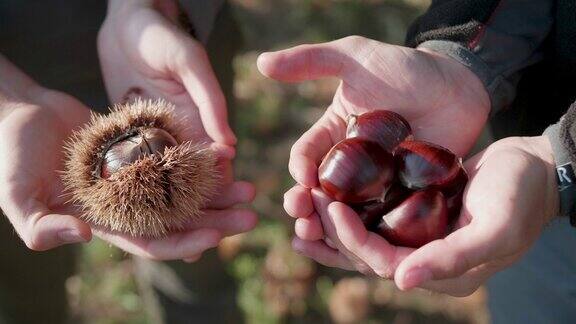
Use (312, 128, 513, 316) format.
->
(99, 128, 178, 179)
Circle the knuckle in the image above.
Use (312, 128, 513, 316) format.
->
(342, 35, 366, 44)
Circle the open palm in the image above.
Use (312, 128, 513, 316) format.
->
(258, 36, 490, 242)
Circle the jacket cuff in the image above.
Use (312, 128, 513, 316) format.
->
(417, 40, 517, 115)
(543, 102, 576, 225)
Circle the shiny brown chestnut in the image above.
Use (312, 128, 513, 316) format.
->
(353, 184, 413, 229)
(376, 189, 448, 248)
(395, 140, 461, 190)
(319, 138, 395, 203)
(346, 110, 413, 152)
(100, 128, 178, 179)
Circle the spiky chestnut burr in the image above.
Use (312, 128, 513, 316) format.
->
(62, 99, 219, 238)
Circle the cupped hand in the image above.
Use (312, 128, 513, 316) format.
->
(0, 87, 93, 251)
(291, 136, 559, 296)
(257, 36, 491, 239)
(98, 0, 235, 144)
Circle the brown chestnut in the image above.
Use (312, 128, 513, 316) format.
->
(346, 111, 412, 152)
(353, 184, 412, 229)
(394, 140, 461, 190)
(376, 189, 448, 248)
(319, 138, 395, 203)
(100, 128, 178, 178)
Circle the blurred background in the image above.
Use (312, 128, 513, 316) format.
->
(69, 0, 489, 323)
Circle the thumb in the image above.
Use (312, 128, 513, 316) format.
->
(257, 37, 364, 82)
(394, 223, 499, 290)
(4, 200, 93, 251)
(22, 213, 92, 251)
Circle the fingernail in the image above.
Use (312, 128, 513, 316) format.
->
(58, 229, 87, 244)
(402, 268, 432, 289)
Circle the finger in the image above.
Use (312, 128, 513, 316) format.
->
(283, 185, 314, 218)
(1, 197, 92, 251)
(289, 111, 345, 187)
(327, 201, 413, 279)
(190, 209, 258, 236)
(210, 142, 236, 160)
(183, 254, 202, 263)
(310, 188, 378, 275)
(292, 237, 355, 271)
(294, 213, 324, 241)
(179, 44, 236, 145)
(257, 37, 366, 82)
(94, 227, 221, 260)
(22, 213, 92, 251)
(207, 181, 256, 209)
(394, 224, 502, 290)
(419, 266, 495, 297)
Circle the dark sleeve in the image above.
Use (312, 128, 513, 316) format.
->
(406, 0, 555, 113)
(544, 102, 576, 224)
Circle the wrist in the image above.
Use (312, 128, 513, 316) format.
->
(526, 135, 560, 223)
(0, 55, 45, 122)
(543, 106, 576, 225)
(417, 47, 491, 120)
(0, 55, 40, 102)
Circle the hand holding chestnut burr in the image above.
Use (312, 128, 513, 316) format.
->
(62, 99, 258, 261)
(93, 1, 258, 261)
(0, 52, 256, 260)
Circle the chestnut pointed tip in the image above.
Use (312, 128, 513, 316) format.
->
(345, 110, 412, 152)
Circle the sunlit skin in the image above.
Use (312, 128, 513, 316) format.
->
(259, 36, 559, 296)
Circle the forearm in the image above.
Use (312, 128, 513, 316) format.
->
(0, 54, 39, 101)
(0, 54, 41, 121)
